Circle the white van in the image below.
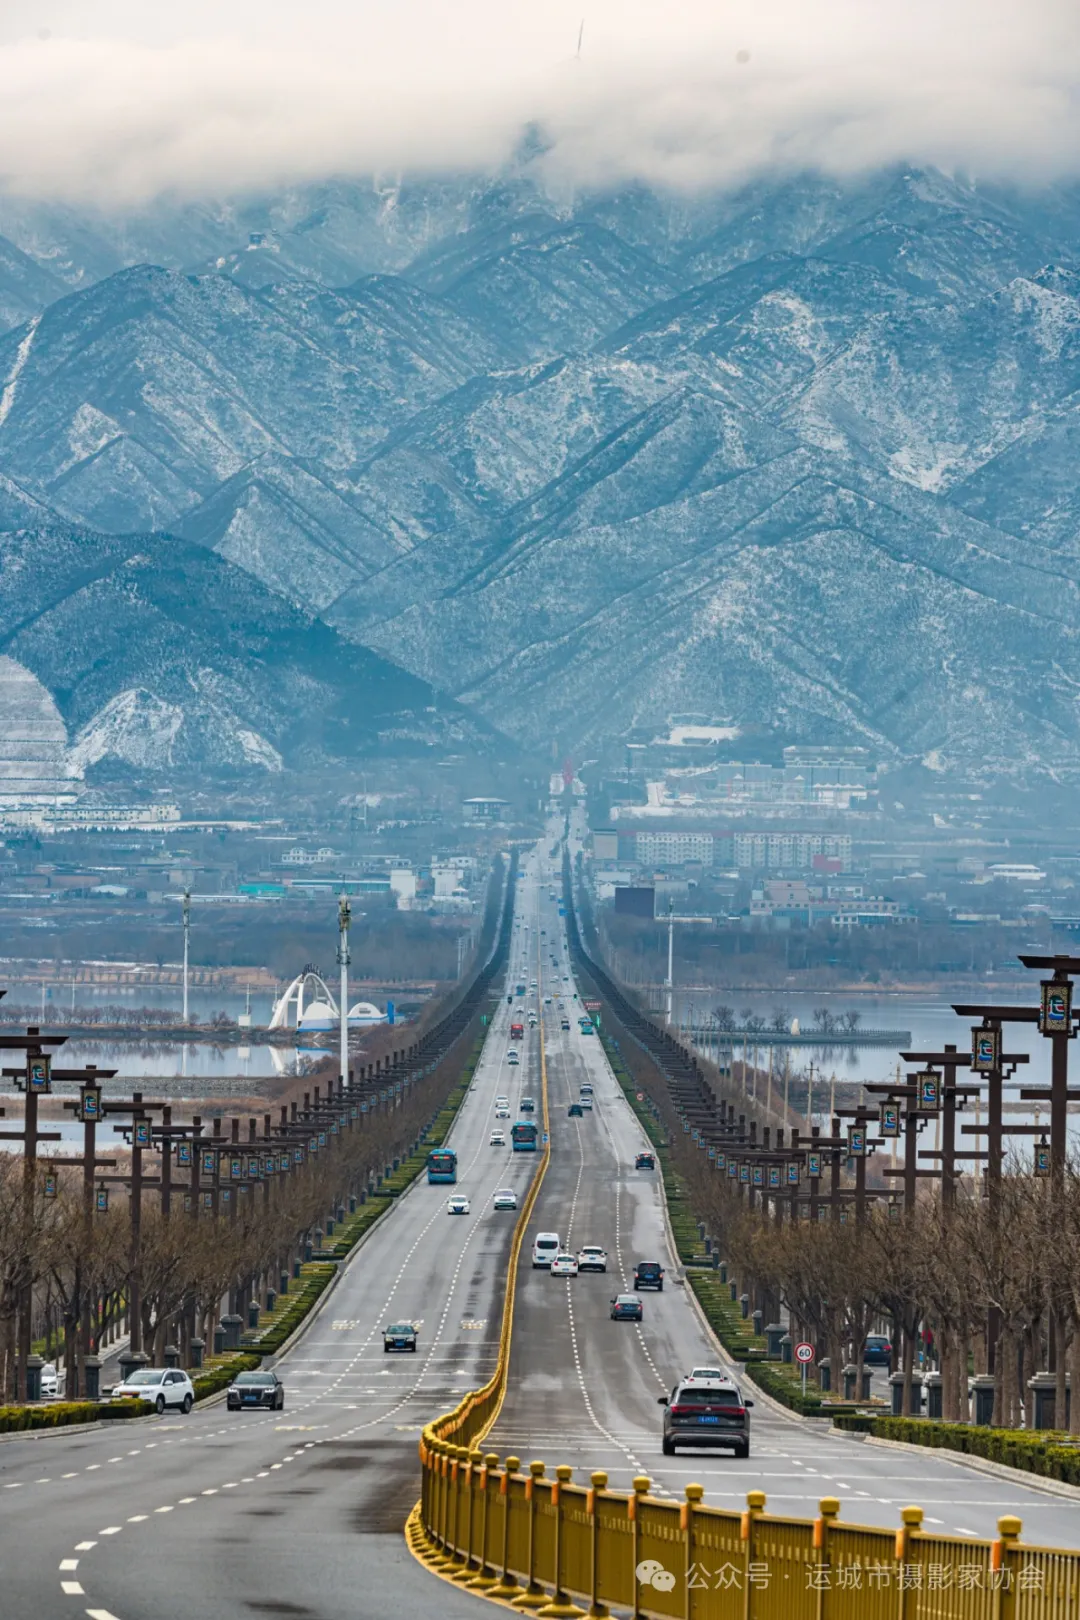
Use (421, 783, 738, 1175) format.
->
(532, 1232, 561, 1269)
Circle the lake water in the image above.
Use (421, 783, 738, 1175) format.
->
(671, 984, 1080, 1151)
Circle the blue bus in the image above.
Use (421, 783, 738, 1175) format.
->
(511, 1120, 539, 1152)
(427, 1149, 457, 1183)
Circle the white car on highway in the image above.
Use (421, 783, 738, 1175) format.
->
(489, 1129, 506, 1146)
(493, 1188, 518, 1211)
(495, 1095, 510, 1109)
(577, 1245, 608, 1273)
(550, 1253, 579, 1277)
(447, 1195, 471, 1215)
(495, 1106, 511, 1119)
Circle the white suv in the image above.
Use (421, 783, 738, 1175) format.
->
(532, 1232, 561, 1268)
(111, 1367, 196, 1415)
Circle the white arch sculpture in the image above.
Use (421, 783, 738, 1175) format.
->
(269, 969, 338, 1030)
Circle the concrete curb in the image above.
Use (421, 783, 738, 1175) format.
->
(835, 1428, 1080, 1502)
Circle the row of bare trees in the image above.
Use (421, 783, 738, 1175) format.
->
(680, 1146, 1080, 1432)
(0, 1041, 474, 1402)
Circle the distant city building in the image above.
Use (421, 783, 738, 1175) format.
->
(611, 827, 853, 873)
(281, 846, 336, 866)
(592, 828, 619, 862)
(462, 797, 509, 821)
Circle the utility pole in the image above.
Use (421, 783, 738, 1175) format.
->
(338, 894, 351, 1087)
(665, 897, 674, 1024)
(182, 888, 191, 1024)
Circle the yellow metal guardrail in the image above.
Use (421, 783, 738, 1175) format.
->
(409, 1461, 1080, 1619)
(408, 928, 1080, 1617)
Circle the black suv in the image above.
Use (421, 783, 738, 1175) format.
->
(634, 1260, 664, 1291)
(659, 1379, 753, 1457)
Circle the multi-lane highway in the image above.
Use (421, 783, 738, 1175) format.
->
(0, 862, 549, 1620)
(4, 840, 1079, 1620)
(493, 831, 1080, 1548)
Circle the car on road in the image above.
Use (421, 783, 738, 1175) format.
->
(568, 1103, 584, 1117)
(227, 1369, 285, 1408)
(490, 1129, 506, 1146)
(495, 1095, 510, 1109)
(634, 1152, 655, 1170)
(687, 1366, 732, 1384)
(447, 1195, 471, 1215)
(112, 1366, 195, 1415)
(578, 1245, 607, 1272)
(532, 1232, 561, 1268)
(863, 1334, 893, 1366)
(610, 1293, 643, 1321)
(495, 1106, 511, 1120)
(550, 1252, 579, 1277)
(493, 1188, 518, 1211)
(561, 1019, 571, 1031)
(659, 1379, 753, 1457)
(579, 1093, 593, 1111)
(634, 1261, 664, 1291)
(383, 1323, 418, 1353)
(507, 1050, 520, 1065)
(520, 1096, 536, 1113)
(40, 1362, 59, 1398)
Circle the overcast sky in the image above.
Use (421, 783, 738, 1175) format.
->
(1, 0, 1077, 203)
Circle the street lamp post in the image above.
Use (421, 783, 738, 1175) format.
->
(338, 895, 351, 1088)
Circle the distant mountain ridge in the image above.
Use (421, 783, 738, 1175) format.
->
(0, 166, 1079, 776)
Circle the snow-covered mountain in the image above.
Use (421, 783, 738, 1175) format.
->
(1, 166, 1080, 776)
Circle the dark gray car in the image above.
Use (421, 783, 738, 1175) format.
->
(659, 1379, 753, 1457)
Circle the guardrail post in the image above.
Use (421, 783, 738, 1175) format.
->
(513, 1460, 548, 1608)
(741, 1491, 766, 1620)
(467, 1452, 501, 1589)
(430, 1445, 452, 1563)
(813, 1497, 839, 1620)
(490, 1456, 522, 1598)
(538, 1466, 585, 1618)
(682, 1483, 704, 1620)
(586, 1472, 609, 1619)
(452, 1448, 484, 1580)
(446, 1445, 469, 1572)
(991, 1515, 1022, 1620)
(895, 1506, 923, 1620)
(630, 1476, 651, 1620)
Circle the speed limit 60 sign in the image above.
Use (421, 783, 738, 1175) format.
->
(794, 1342, 815, 1365)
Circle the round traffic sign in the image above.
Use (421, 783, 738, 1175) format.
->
(636, 1091, 644, 1102)
(794, 1342, 815, 1365)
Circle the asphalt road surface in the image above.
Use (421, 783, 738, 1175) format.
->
(4, 841, 1078, 1620)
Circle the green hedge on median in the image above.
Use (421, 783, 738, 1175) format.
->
(0, 1398, 150, 1432)
(832, 1414, 1080, 1484)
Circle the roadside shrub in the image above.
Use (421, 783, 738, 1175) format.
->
(0, 1398, 150, 1432)
(831, 1415, 1080, 1485)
